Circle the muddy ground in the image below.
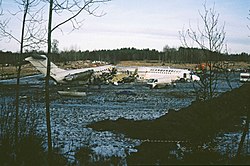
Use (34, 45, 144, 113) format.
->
(89, 83, 250, 165)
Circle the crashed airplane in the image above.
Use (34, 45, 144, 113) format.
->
(25, 55, 200, 89)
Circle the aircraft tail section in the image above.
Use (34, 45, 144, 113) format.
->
(25, 54, 65, 77)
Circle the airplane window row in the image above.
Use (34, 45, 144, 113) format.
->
(149, 69, 181, 73)
(150, 72, 175, 74)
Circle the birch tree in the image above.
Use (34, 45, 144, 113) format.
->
(0, 0, 46, 163)
(179, 2, 226, 100)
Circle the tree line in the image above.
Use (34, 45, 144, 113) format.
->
(0, 47, 249, 65)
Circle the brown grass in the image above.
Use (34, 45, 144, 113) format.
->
(0, 64, 39, 79)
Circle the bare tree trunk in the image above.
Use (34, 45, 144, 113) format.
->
(45, 0, 53, 164)
(15, 0, 29, 163)
(43, 0, 111, 164)
(14, 64, 21, 160)
(236, 106, 249, 160)
(209, 61, 213, 99)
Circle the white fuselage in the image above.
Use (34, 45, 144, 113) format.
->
(116, 66, 200, 83)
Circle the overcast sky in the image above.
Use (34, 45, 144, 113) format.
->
(1, 0, 250, 54)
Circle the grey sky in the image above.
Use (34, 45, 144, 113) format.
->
(1, 0, 249, 54)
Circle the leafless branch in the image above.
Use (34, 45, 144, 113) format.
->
(0, 0, 47, 51)
(248, 10, 250, 37)
(179, 1, 227, 100)
(51, 0, 110, 32)
(0, 18, 21, 43)
(185, 2, 225, 53)
(179, 28, 191, 48)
